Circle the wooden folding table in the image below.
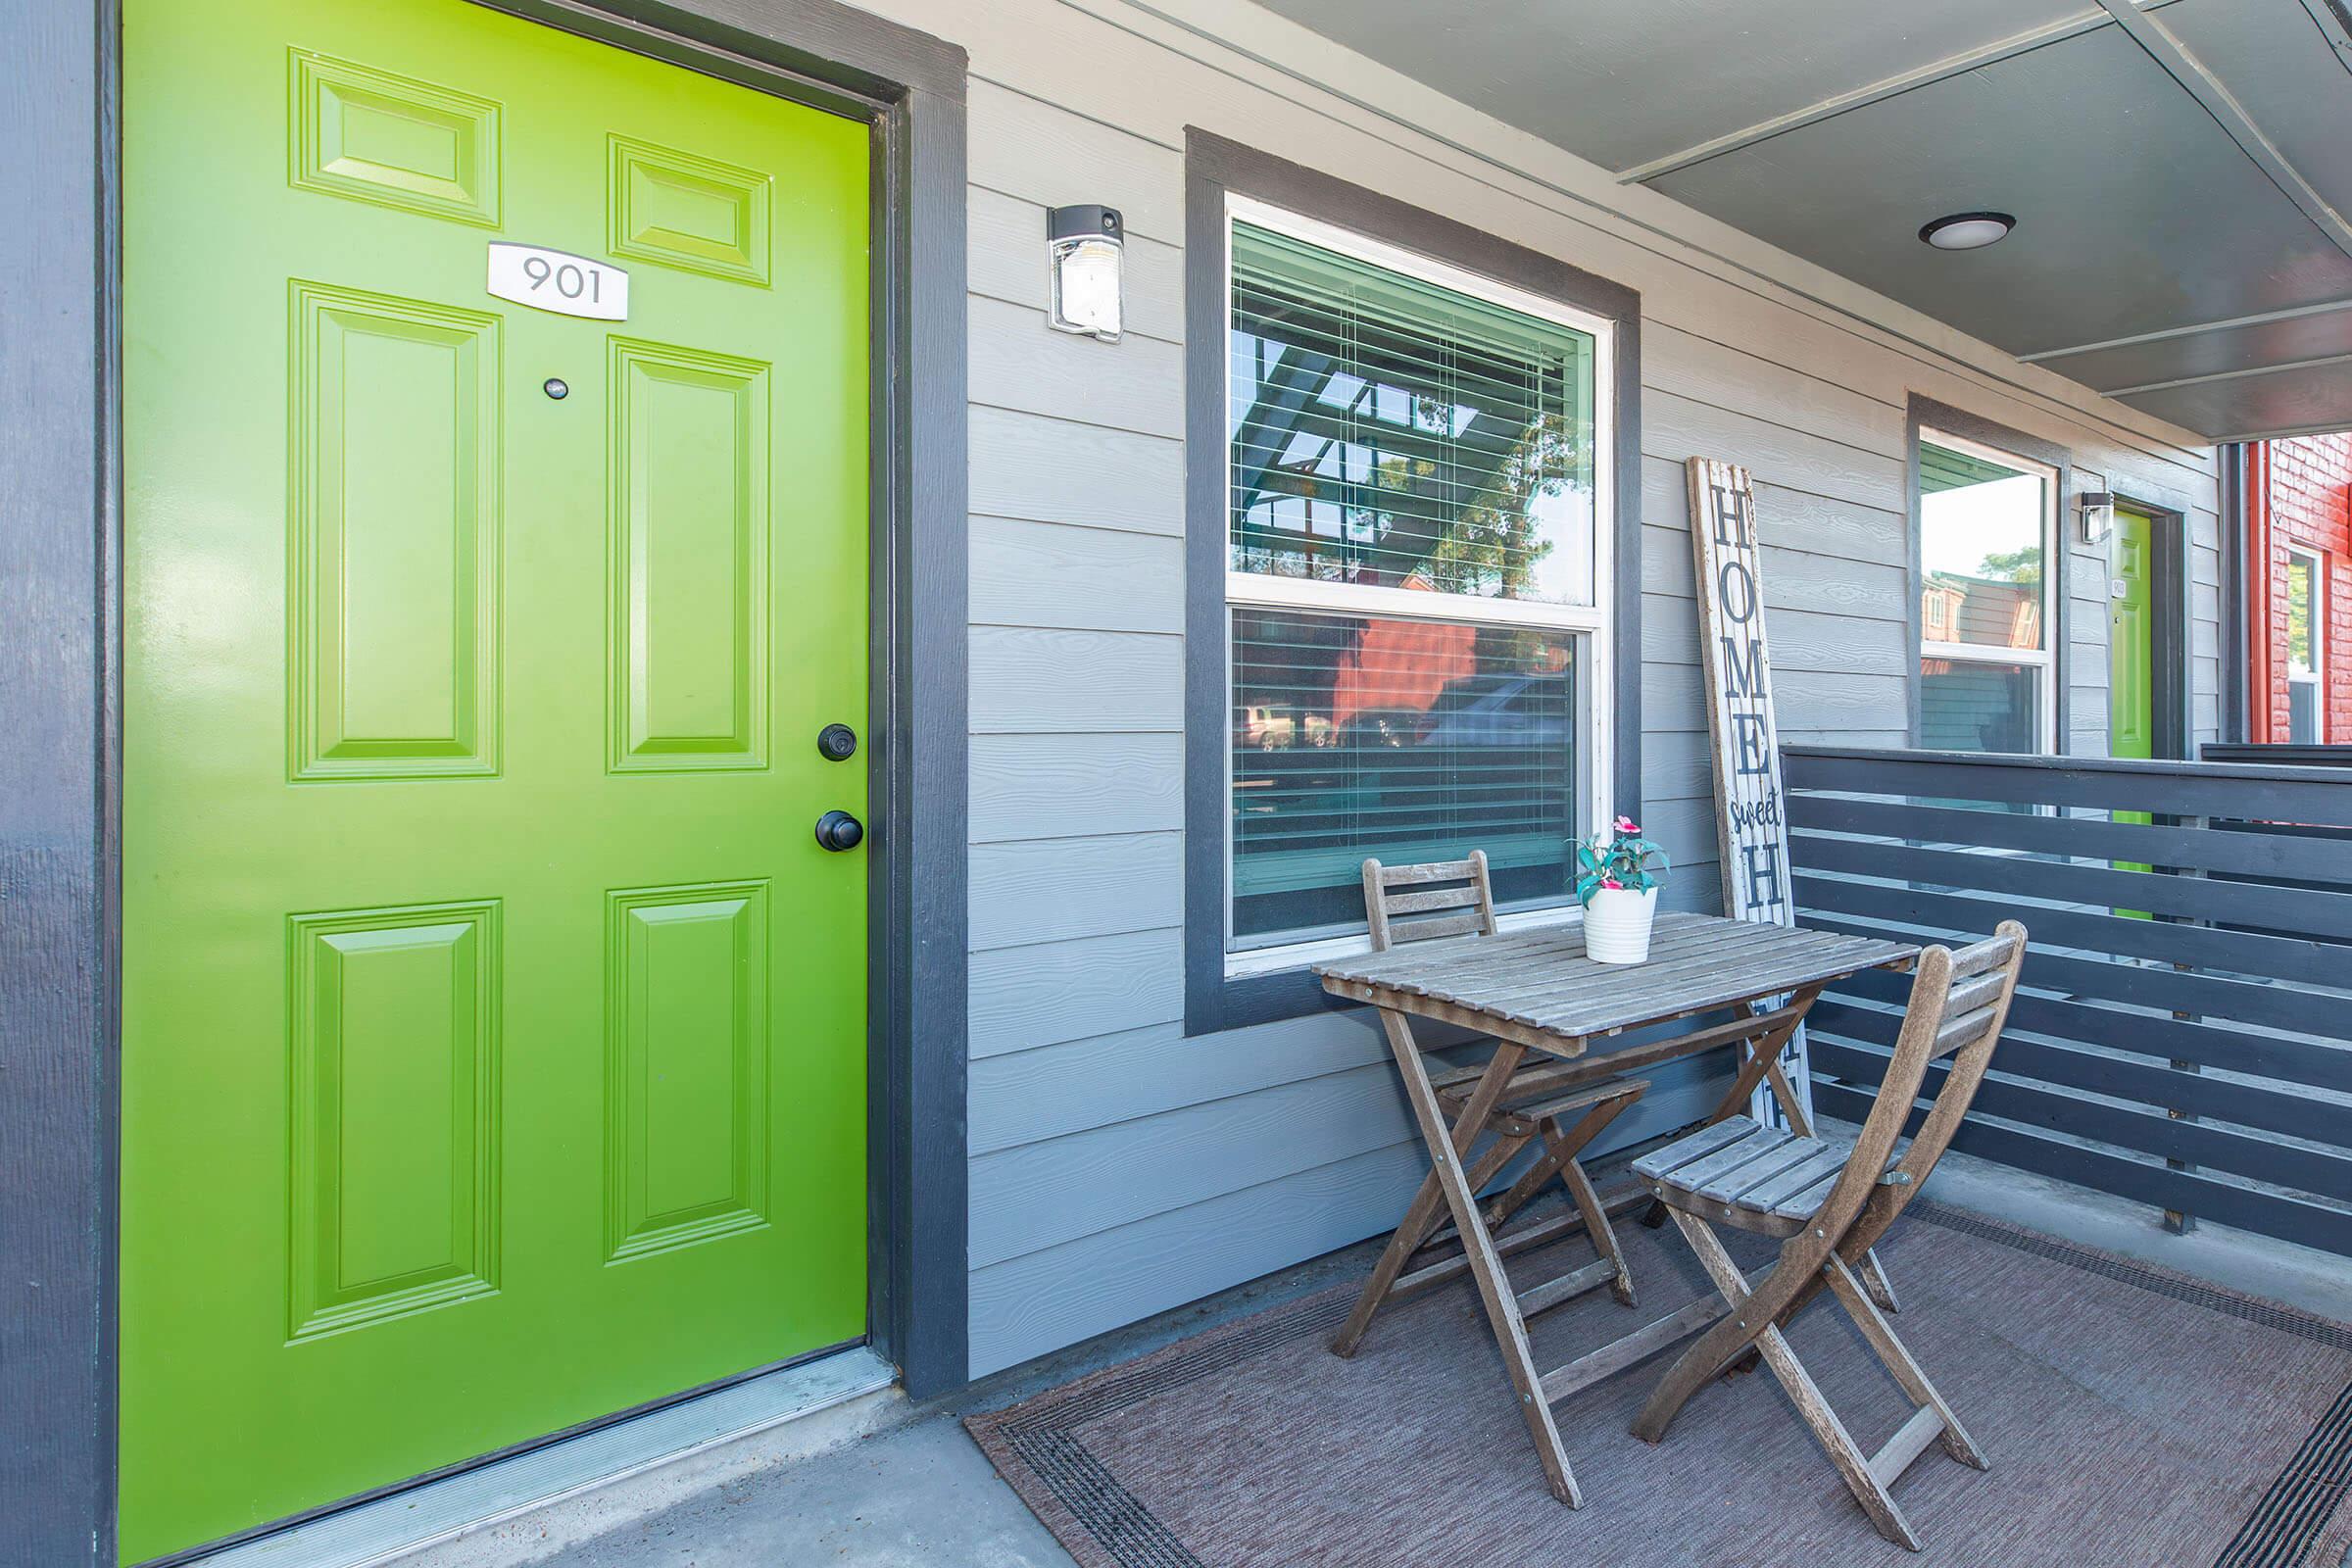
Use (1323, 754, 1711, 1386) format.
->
(1314, 911, 1917, 1507)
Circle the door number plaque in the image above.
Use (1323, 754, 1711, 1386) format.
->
(487, 242, 628, 320)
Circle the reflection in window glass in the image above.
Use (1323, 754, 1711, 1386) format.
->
(1919, 442, 2045, 652)
(1920, 658, 2042, 755)
(1228, 221, 1596, 606)
(1231, 608, 1577, 945)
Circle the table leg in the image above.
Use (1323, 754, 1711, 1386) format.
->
(1331, 1042, 1532, 1358)
(1377, 1007, 1584, 1507)
(1705, 986, 1822, 1131)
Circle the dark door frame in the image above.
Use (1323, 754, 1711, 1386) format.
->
(0, 2, 969, 1562)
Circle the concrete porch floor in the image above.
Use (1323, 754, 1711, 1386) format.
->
(434, 1419, 1073, 1568)
(390, 1144, 2352, 1568)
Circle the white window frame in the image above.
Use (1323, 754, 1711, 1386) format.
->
(2286, 544, 2326, 742)
(1916, 425, 2060, 754)
(1219, 195, 1615, 976)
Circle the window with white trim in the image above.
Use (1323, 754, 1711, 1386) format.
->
(1221, 199, 1614, 969)
(2286, 546, 2325, 743)
(1917, 429, 2058, 754)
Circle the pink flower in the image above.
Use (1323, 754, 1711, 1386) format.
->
(1614, 815, 1638, 833)
(1600, 877, 1623, 890)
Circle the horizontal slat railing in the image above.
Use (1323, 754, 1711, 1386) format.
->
(1784, 744, 2352, 1255)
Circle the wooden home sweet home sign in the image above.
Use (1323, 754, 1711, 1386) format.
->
(1688, 457, 1809, 1122)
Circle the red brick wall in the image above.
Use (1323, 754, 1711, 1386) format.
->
(2251, 433, 2352, 742)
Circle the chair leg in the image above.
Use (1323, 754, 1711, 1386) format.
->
(1485, 1089, 1635, 1232)
(1667, 1214, 1923, 1552)
(1481, 1134, 1570, 1233)
(1561, 1156, 1635, 1307)
(1631, 1217, 1788, 1445)
(1824, 1256, 1985, 1470)
(1859, 1249, 1903, 1314)
(1756, 1324, 1921, 1550)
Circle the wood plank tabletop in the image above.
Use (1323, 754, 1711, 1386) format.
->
(1314, 912, 1916, 1042)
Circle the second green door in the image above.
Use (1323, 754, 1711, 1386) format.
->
(2110, 508, 2156, 762)
(121, 0, 873, 1557)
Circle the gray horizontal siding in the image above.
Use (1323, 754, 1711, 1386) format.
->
(1643, 390, 1905, 513)
(969, 925, 1183, 1057)
(969, 832, 1183, 951)
(970, 407, 1181, 535)
(967, 1012, 1381, 1156)
(968, 733, 1182, 842)
(970, 1058, 1415, 1268)
(970, 293, 1182, 434)
(915, 0, 2226, 1379)
(967, 1140, 1423, 1375)
(968, 627, 1181, 733)
(970, 515, 1182, 632)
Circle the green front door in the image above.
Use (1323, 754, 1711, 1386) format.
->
(2109, 509, 2156, 907)
(2109, 509, 2156, 762)
(122, 0, 871, 1556)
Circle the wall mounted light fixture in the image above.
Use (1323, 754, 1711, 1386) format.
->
(2078, 490, 2116, 547)
(1047, 204, 1123, 342)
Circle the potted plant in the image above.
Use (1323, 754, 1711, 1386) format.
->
(1574, 815, 1670, 963)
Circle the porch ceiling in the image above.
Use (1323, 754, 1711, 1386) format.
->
(1252, 0, 2352, 443)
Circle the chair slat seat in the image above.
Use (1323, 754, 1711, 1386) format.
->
(1637, 1122, 1793, 1194)
(1514, 1080, 1647, 1128)
(1432, 1060, 1644, 1120)
(1636, 1121, 1907, 1236)
(1427, 1054, 1592, 1104)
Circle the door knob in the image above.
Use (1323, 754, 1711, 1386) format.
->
(814, 809, 864, 853)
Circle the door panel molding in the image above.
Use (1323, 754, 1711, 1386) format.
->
(289, 280, 505, 781)
(288, 48, 504, 226)
(287, 901, 504, 1341)
(606, 335, 772, 772)
(604, 880, 772, 1263)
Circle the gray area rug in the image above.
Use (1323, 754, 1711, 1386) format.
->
(968, 1202, 2352, 1567)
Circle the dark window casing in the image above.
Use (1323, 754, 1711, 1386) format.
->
(1183, 130, 1642, 1035)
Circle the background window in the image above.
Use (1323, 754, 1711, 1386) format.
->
(1224, 206, 1609, 956)
(1918, 433, 2055, 752)
(2287, 547, 2324, 743)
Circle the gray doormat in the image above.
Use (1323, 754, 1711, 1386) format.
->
(968, 1203, 2352, 1568)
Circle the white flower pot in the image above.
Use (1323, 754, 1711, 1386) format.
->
(1583, 886, 1658, 964)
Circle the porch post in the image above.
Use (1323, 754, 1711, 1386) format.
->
(0, 0, 118, 1563)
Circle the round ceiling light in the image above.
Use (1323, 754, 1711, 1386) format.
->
(1919, 212, 2016, 251)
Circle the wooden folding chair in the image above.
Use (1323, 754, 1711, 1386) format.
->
(1626, 920, 2027, 1550)
(1331, 854, 1649, 1359)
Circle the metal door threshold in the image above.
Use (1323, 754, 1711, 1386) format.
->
(188, 1346, 898, 1568)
